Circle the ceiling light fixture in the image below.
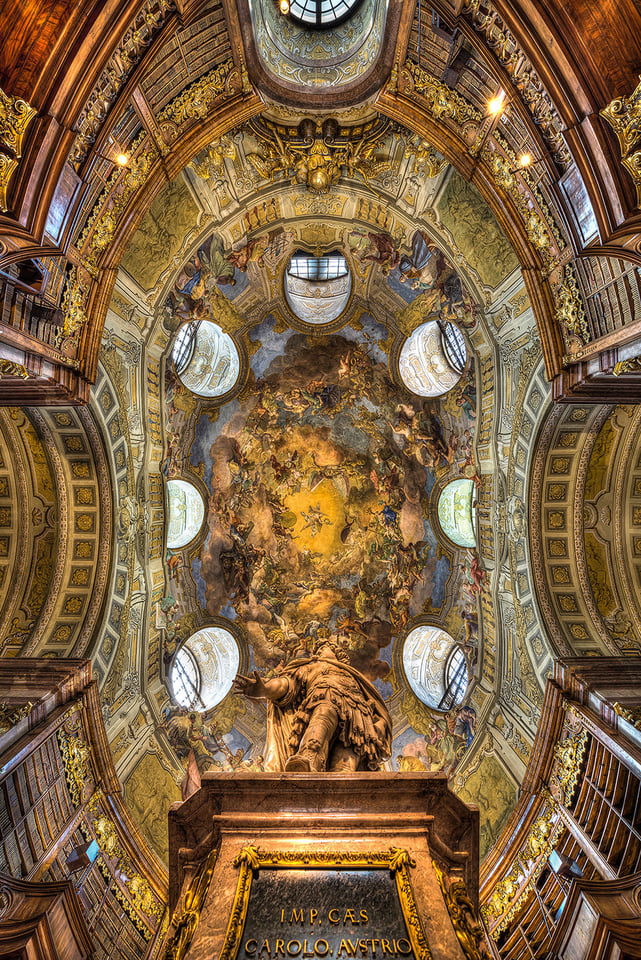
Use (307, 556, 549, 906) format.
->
(487, 92, 505, 116)
(279, 0, 290, 12)
(92, 148, 129, 167)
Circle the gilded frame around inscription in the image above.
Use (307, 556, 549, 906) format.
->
(219, 847, 432, 960)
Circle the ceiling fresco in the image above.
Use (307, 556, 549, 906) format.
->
(62, 105, 557, 867)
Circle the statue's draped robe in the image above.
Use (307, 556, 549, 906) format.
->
(263, 656, 392, 771)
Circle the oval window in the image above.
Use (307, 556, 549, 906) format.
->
(166, 479, 205, 549)
(398, 320, 467, 397)
(172, 320, 240, 397)
(402, 625, 468, 711)
(170, 626, 240, 711)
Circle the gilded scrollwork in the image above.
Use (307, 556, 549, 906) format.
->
(89, 804, 164, 924)
(551, 727, 588, 806)
(69, 0, 176, 168)
(0, 360, 30, 380)
(165, 849, 218, 960)
(57, 724, 91, 806)
(403, 136, 447, 178)
(481, 800, 563, 937)
(554, 264, 589, 347)
(433, 861, 489, 960)
(461, 0, 570, 166)
(613, 701, 641, 728)
(59, 267, 89, 346)
(0, 700, 32, 733)
(157, 60, 239, 131)
(0, 87, 36, 158)
(601, 77, 641, 205)
(245, 115, 395, 195)
(0, 152, 19, 213)
(400, 62, 481, 125)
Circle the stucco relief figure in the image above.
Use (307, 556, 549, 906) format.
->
(233, 634, 392, 772)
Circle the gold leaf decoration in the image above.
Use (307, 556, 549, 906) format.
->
(0, 88, 36, 157)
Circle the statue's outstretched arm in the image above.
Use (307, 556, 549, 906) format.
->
(233, 671, 289, 702)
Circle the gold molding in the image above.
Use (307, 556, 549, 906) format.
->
(481, 799, 563, 936)
(554, 264, 589, 348)
(219, 846, 432, 960)
(0, 152, 18, 213)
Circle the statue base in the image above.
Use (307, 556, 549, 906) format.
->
(165, 773, 482, 960)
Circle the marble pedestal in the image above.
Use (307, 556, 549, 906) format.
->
(165, 773, 481, 960)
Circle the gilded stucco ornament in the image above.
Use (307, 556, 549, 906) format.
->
(165, 849, 218, 960)
(601, 76, 641, 203)
(79, 59, 239, 261)
(481, 800, 563, 937)
(88, 801, 163, 924)
(58, 726, 91, 806)
(551, 727, 588, 806)
(614, 356, 641, 376)
(245, 115, 394, 194)
(0, 87, 36, 212)
(400, 62, 481, 125)
(0, 152, 19, 213)
(404, 136, 447, 178)
(59, 267, 89, 345)
(554, 265, 589, 348)
(68, 0, 176, 168)
(462, 0, 570, 166)
(158, 59, 239, 130)
(190, 137, 236, 183)
(481, 140, 558, 258)
(0, 87, 37, 157)
(613, 701, 641, 729)
(433, 861, 489, 960)
(0, 701, 32, 733)
(0, 360, 30, 380)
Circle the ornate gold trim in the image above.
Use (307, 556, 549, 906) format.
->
(601, 77, 641, 206)
(554, 264, 589, 348)
(0, 152, 18, 213)
(0, 88, 36, 158)
(433, 862, 488, 960)
(219, 847, 432, 960)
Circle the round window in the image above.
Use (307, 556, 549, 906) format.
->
(288, 0, 363, 28)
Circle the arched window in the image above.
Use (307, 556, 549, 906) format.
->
(166, 479, 205, 549)
(172, 320, 240, 397)
(437, 478, 477, 548)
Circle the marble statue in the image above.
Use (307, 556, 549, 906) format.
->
(233, 634, 392, 772)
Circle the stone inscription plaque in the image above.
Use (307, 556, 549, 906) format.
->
(239, 868, 415, 960)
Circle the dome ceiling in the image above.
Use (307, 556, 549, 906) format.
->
(81, 100, 558, 867)
(8, 0, 639, 882)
